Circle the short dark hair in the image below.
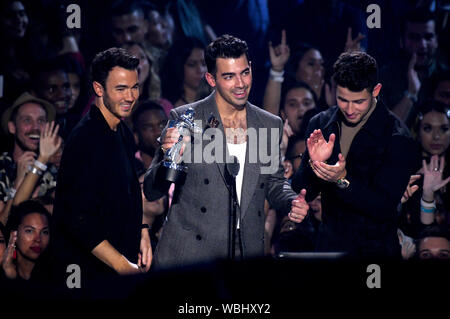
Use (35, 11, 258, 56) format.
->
(30, 59, 69, 92)
(7, 200, 51, 233)
(132, 100, 166, 130)
(110, 0, 147, 18)
(430, 70, 450, 96)
(416, 99, 450, 119)
(280, 80, 318, 112)
(332, 51, 378, 93)
(205, 34, 249, 75)
(401, 8, 437, 37)
(417, 225, 450, 242)
(91, 47, 139, 89)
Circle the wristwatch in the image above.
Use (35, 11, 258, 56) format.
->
(336, 177, 350, 189)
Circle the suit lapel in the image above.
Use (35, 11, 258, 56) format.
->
(199, 92, 228, 189)
(200, 95, 263, 218)
(240, 104, 261, 219)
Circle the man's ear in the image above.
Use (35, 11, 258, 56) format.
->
(93, 81, 104, 97)
(134, 132, 139, 145)
(372, 83, 382, 98)
(205, 72, 216, 88)
(280, 109, 286, 121)
(7, 121, 16, 135)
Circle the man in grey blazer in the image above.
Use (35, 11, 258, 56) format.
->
(144, 35, 308, 269)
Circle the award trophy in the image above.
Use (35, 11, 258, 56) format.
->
(159, 108, 202, 183)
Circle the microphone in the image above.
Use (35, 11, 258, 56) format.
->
(225, 156, 240, 260)
(226, 156, 240, 179)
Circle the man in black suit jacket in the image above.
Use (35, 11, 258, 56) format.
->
(51, 48, 152, 293)
(144, 35, 309, 269)
(292, 51, 421, 258)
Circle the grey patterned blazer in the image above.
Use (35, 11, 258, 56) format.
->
(144, 91, 297, 269)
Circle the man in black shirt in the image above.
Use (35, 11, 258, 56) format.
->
(292, 52, 421, 258)
(51, 48, 151, 293)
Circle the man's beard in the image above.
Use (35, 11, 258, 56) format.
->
(15, 132, 39, 152)
(103, 90, 124, 119)
(103, 91, 114, 115)
(343, 97, 376, 127)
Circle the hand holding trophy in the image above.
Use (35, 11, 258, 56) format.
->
(160, 108, 202, 183)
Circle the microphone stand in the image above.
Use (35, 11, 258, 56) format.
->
(226, 157, 240, 261)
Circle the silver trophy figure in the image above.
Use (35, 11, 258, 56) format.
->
(161, 108, 202, 182)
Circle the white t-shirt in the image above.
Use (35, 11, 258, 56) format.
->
(226, 142, 247, 206)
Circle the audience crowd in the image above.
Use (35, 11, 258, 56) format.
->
(0, 0, 449, 292)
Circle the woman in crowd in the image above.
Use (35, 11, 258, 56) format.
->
(123, 43, 173, 127)
(402, 100, 450, 237)
(263, 32, 322, 129)
(286, 43, 333, 110)
(161, 36, 209, 107)
(1, 200, 51, 281)
(280, 80, 318, 136)
(124, 43, 160, 102)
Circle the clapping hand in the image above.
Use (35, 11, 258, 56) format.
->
(307, 129, 335, 163)
(311, 153, 346, 183)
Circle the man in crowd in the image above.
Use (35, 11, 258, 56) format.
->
(110, 0, 148, 47)
(110, 0, 163, 100)
(380, 9, 447, 124)
(144, 35, 308, 269)
(292, 51, 421, 258)
(417, 225, 450, 260)
(0, 92, 56, 223)
(31, 61, 81, 140)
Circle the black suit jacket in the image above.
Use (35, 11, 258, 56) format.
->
(292, 102, 421, 257)
(51, 105, 142, 287)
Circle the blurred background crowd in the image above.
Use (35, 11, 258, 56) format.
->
(0, 0, 449, 284)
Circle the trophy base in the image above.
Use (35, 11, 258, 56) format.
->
(159, 164, 187, 184)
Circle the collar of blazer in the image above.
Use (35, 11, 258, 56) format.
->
(323, 101, 389, 138)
